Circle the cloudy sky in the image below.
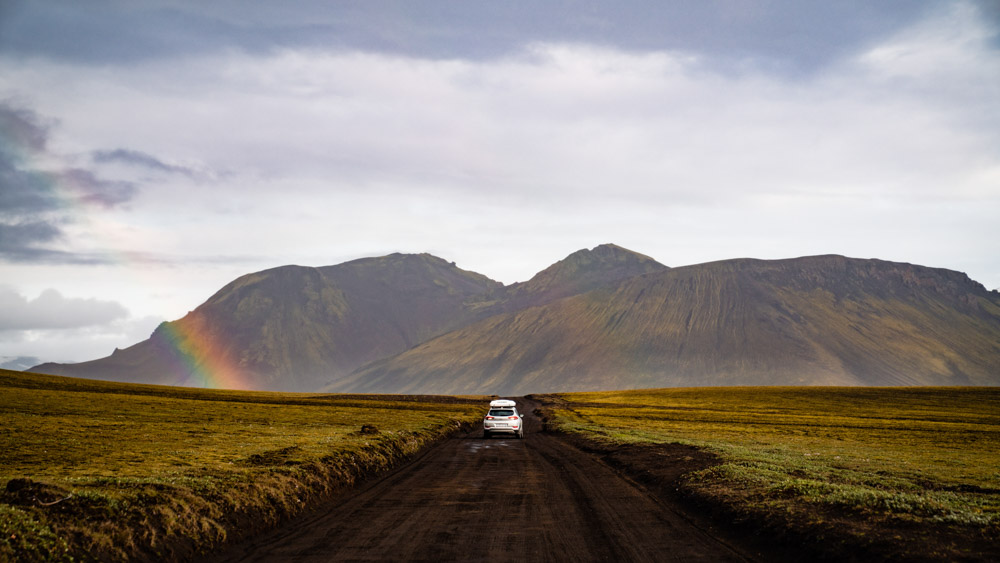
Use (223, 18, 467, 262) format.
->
(1, 0, 998, 366)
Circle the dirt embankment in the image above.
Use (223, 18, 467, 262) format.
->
(2, 420, 475, 562)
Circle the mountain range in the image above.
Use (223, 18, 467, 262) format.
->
(32, 245, 1000, 394)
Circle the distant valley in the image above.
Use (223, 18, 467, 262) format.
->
(32, 245, 1000, 394)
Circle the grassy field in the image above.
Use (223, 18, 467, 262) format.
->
(0, 369, 484, 561)
(539, 387, 1000, 561)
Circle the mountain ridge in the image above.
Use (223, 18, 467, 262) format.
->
(30, 247, 1000, 394)
(329, 254, 1000, 395)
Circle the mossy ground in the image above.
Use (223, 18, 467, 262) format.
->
(0, 370, 484, 561)
(539, 387, 1000, 561)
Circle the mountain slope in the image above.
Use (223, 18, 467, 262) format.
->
(333, 255, 1000, 395)
(33, 254, 501, 391)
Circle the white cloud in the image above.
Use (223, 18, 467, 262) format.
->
(0, 286, 129, 331)
(0, 284, 162, 363)
(4, 15, 994, 202)
(0, 284, 163, 364)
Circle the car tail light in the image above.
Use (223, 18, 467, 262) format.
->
(508, 416, 518, 420)
(485, 416, 494, 420)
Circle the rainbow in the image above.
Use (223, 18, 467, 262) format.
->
(155, 316, 253, 390)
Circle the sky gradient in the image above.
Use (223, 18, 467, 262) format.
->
(1, 1, 998, 366)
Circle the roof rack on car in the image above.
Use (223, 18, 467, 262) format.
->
(490, 399, 516, 408)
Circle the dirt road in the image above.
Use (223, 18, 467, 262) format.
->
(214, 399, 750, 562)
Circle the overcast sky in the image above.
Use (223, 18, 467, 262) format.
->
(1, 0, 998, 365)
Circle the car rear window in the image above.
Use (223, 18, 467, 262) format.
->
(489, 409, 514, 416)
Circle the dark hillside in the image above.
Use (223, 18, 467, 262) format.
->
(335, 255, 1000, 395)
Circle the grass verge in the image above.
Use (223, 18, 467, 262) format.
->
(535, 387, 1000, 562)
(0, 370, 484, 561)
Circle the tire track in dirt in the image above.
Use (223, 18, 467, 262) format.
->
(212, 399, 750, 562)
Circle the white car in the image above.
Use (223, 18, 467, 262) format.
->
(482, 399, 524, 439)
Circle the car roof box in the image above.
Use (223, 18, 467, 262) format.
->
(490, 399, 516, 408)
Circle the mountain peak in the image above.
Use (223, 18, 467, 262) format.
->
(493, 244, 667, 310)
(524, 243, 666, 287)
(564, 243, 660, 266)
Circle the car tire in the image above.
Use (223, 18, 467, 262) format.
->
(483, 431, 490, 439)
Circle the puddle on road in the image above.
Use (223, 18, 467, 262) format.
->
(466, 439, 517, 452)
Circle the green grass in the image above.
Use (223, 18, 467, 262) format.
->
(0, 370, 484, 561)
(540, 387, 1000, 559)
